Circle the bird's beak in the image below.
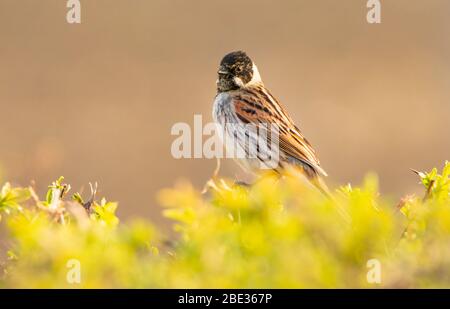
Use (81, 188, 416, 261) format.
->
(218, 67, 230, 75)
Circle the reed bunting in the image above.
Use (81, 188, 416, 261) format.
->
(212, 51, 330, 195)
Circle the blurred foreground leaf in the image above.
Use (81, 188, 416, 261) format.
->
(0, 162, 449, 288)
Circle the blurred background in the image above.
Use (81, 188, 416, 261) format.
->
(0, 0, 449, 225)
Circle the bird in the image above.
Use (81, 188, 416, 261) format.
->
(212, 50, 330, 196)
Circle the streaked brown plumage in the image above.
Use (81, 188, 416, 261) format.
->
(213, 51, 329, 194)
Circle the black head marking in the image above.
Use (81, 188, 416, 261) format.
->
(217, 51, 254, 92)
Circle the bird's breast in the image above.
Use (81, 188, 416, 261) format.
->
(212, 92, 233, 125)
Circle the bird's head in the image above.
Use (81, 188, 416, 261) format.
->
(216, 51, 262, 92)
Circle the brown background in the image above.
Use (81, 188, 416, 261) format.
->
(0, 1, 449, 225)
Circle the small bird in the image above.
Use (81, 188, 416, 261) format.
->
(212, 51, 330, 195)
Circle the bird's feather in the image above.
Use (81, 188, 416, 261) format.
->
(230, 85, 327, 178)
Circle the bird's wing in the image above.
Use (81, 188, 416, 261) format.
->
(231, 86, 327, 177)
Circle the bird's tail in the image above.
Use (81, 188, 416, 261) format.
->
(311, 175, 351, 224)
(311, 175, 333, 199)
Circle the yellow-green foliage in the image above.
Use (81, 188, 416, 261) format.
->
(0, 163, 449, 288)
